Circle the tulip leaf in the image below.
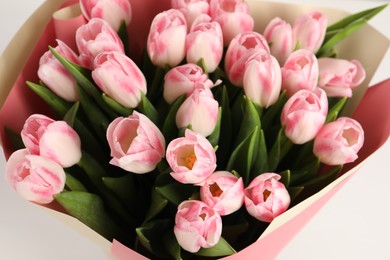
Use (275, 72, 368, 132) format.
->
(63, 102, 79, 127)
(268, 128, 293, 172)
(287, 186, 305, 201)
(326, 97, 348, 123)
(302, 165, 343, 187)
(155, 182, 195, 206)
(290, 159, 321, 185)
(197, 58, 209, 76)
(143, 189, 168, 224)
(261, 91, 287, 132)
(195, 237, 236, 257)
(4, 126, 24, 151)
(137, 92, 159, 125)
(65, 172, 87, 192)
(251, 129, 269, 177)
(207, 107, 222, 147)
(162, 230, 182, 260)
(102, 93, 132, 117)
(278, 170, 291, 187)
(162, 95, 186, 144)
(118, 20, 129, 55)
(147, 66, 167, 103)
(235, 96, 261, 147)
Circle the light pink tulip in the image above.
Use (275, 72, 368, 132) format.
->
(76, 18, 124, 69)
(200, 171, 244, 216)
(38, 40, 80, 102)
(281, 88, 328, 144)
(318, 58, 366, 97)
(92, 51, 147, 108)
(5, 149, 66, 204)
(21, 114, 82, 168)
(171, 0, 210, 30)
(186, 20, 223, 73)
(292, 11, 327, 53)
(313, 117, 364, 165)
(225, 31, 270, 87)
(174, 200, 222, 253)
(209, 0, 254, 46)
(166, 129, 216, 184)
(244, 173, 290, 222)
(281, 49, 319, 97)
(263, 17, 293, 65)
(80, 0, 132, 31)
(176, 87, 219, 137)
(243, 51, 282, 108)
(106, 111, 165, 173)
(147, 9, 187, 67)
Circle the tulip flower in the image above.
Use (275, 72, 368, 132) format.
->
(313, 117, 364, 165)
(166, 129, 217, 184)
(243, 51, 282, 108)
(263, 17, 293, 65)
(174, 200, 222, 253)
(186, 20, 223, 73)
(244, 173, 290, 222)
(80, 0, 132, 31)
(5, 149, 66, 204)
(281, 88, 328, 144)
(147, 9, 187, 67)
(200, 171, 244, 216)
(21, 114, 82, 168)
(318, 58, 366, 97)
(37, 40, 80, 102)
(292, 11, 327, 53)
(106, 111, 165, 174)
(76, 18, 124, 69)
(92, 51, 147, 108)
(281, 49, 319, 97)
(171, 0, 210, 30)
(225, 31, 270, 87)
(176, 87, 219, 137)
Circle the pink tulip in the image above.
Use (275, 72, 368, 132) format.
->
(76, 18, 124, 69)
(38, 40, 80, 102)
(225, 31, 270, 87)
(281, 49, 319, 97)
(318, 58, 366, 97)
(186, 20, 223, 73)
(80, 0, 132, 31)
(200, 171, 244, 216)
(171, 0, 210, 30)
(92, 51, 147, 108)
(176, 87, 219, 137)
(281, 88, 328, 144)
(106, 111, 165, 173)
(5, 149, 66, 204)
(209, 0, 254, 46)
(243, 51, 282, 108)
(263, 17, 293, 65)
(244, 173, 290, 222)
(174, 200, 222, 253)
(292, 11, 327, 53)
(166, 129, 216, 184)
(313, 117, 364, 165)
(21, 114, 82, 168)
(147, 9, 187, 67)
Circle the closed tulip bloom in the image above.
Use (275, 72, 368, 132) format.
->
(80, 0, 132, 31)
(147, 9, 187, 67)
(244, 173, 290, 223)
(176, 87, 219, 137)
(21, 114, 82, 168)
(92, 51, 147, 108)
(171, 0, 210, 30)
(38, 40, 80, 102)
(200, 171, 244, 216)
(166, 129, 217, 184)
(281, 88, 328, 144)
(6, 149, 66, 204)
(281, 49, 319, 97)
(243, 51, 282, 108)
(263, 17, 293, 65)
(76, 18, 124, 69)
(174, 200, 222, 253)
(186, 20, 223, 73)
(106, 111, 165, 174)
(313, 117, 364, 165)
(318, 58, 366, 97)
(225, 31, 270, 87)
(292, 11, 327, 53)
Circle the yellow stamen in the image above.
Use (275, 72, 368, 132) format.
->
(263, 189, 271, 201)
(209, 182, 223, 197)
(199, 213, 206, 220)
(183, 153, 196, 170)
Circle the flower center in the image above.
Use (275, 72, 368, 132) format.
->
(263, 189, 271, 201)
(342, 127, 359, 146)
(209, 182, 223, 197)
(177, 145, 197, 170)
(199, 213, 207, 220)
(184, 153, 196, 169)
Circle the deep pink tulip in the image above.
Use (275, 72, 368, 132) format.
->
(171, 0, 210, 30)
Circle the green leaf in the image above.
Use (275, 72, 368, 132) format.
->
(143, 189, 168, 224)
(278, 170, 291, 187)
(207, 107, 222, 147)
(63, 102, 79, 127)
(136, 219, 172, 257)
(261, 91, 287, 132)
(197, 58, 209, 76)
(234, 96, 261, 147)
(163, 230, 182, 260)
(147, 66, 167, 103)
(102, 93, 132, 117)
(4, 126, 24, 151)
(155, 182, 195, 206)
(302, 165, 343, 187)
(251, 129, 269, 177)
(326, 97, 348, 123)
(268, 128, 293, 172)
(162, 95, 185, 144)
(290, 159, 321, 185)
(195, 237, 236, 257)
(117, 20, 129, 55)
(65, 173, 87, 192)
(137, 92, 158, 125)
(288, 186, 304, 201)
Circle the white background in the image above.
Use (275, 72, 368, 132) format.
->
(1, 0, 390, 259)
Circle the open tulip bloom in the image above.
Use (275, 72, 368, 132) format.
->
(2, 0, 388, 258)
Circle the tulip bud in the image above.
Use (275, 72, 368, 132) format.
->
(281, 88, 328, 144)
(244, 173, 290, 222)
(313, 117, 364, 165)
(6, 149, 66, 204)
(92, 51, 147, 108)
(171, 0, 210, 30)
(106, 111, 166, 173)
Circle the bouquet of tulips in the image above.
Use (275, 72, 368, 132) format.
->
(2, 0, 387, 258)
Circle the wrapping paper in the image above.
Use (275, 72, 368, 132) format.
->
(0, 0, 389, 258)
